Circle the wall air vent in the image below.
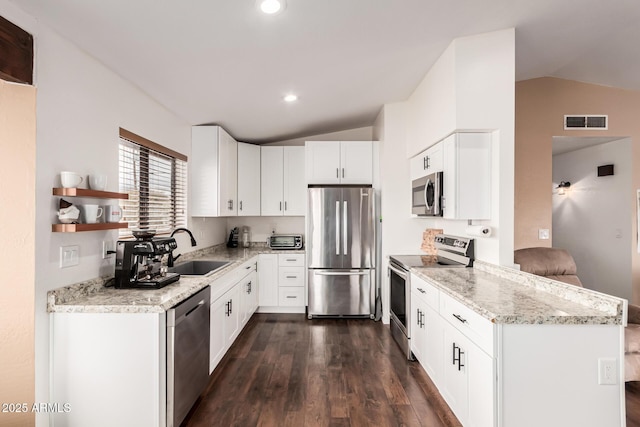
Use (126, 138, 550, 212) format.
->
(564, 115, 608, 130)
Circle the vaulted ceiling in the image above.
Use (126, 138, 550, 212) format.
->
(10, 0, 640, 142)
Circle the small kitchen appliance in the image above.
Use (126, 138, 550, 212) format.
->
(388, 234, 474, 359)
(114, 234, 180, 289)
(267, 234, 303, 250)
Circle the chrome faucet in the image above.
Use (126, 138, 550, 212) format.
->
(168, 228, 197, 267)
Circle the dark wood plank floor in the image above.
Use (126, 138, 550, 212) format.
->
(184, 314, 457, 427)
(184, 313, 640, 427)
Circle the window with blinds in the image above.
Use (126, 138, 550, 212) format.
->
(118, 128, 187, 237)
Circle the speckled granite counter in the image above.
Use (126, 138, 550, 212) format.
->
(48, 245, 305, 314)
(411, 260, 625, 325)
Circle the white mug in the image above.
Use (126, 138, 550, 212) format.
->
(89, 174, 108, 191)
(60, 171, 83, 188)
(84, 204, 103, 224)
(105, 205, 122, 223)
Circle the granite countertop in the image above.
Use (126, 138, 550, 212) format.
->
(411, 260, 625, 325)
(48, 245, 305, 314)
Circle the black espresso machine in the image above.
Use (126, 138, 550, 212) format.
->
(114, 230, 180, 289)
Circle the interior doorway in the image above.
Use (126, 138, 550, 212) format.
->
(551, 136, 632, 299)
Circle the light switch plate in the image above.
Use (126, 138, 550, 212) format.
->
(538, 229, 550, 240)
(60, 245, 79, 268)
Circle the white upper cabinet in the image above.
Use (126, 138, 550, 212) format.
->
(237, 142, 261, 216)
(283, 146, 306, 215)
(191, 126, 238, 217)
(442, 132, 492, 220)
(261, 146, 284, 216)
(410, 142, 443, 181)
(305, 141, 373, 185)
(261, 146, 306, 216)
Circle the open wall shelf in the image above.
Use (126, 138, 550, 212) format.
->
(52, 187, 129, 232)
(52, 223, 128, 233)
(52, 188, 129, 199)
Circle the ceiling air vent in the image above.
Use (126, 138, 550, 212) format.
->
(564, 115, 608, 130)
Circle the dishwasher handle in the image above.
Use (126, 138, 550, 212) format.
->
(167, 286, 210, 327)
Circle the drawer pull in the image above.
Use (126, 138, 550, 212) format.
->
(452, 313, 467, 324)
(286, 296, 297, 299)
(286, 275, 297, 279)
(286, 258, 297, 262)
(417, 287, 426, 294)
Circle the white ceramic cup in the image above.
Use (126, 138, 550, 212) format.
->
(89, 174, 108, 191)
(84, 204, 103, 224)
(105, 205, 122, 223)
(60, 171, 83, 188)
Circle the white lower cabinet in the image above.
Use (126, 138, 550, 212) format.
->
(209, 259, 258, 374)
(411, 273, 494, 427)
(258, 253, 306, 313)
(410, 273, 624, 427)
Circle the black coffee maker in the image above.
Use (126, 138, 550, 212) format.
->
(114, 230, 180, 289)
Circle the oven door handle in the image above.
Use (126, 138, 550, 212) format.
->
(388, 264, 408, 280)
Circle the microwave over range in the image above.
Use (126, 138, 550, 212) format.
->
(411, 171, 443, 216)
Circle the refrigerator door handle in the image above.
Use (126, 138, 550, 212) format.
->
(335, 201, 340, 255)
(343, 201, 348, 256)
(315, 271, 369, 276)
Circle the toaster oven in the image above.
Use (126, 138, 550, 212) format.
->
(267, 234, 303, 250)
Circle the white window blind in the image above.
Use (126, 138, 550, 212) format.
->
(118, 130, 187, 237)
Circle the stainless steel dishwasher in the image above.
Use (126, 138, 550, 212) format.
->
(167, 285, 210, 427)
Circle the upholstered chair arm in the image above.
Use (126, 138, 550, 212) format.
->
(628, 303, 640, 325)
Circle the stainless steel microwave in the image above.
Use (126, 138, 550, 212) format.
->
(267, 234, 303, 250)
(411, 171, 443, 216)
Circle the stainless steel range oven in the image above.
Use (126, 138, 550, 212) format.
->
(388, 234, 475, 360)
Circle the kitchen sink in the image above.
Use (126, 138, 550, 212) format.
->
(168, 260, 229, 276)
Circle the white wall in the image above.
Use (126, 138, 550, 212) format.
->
(226, 216, 305, 244)
(29, 22, 225, 425)
(267, 126, 373, 146)
(376, 29, 515, 323)
(552, 138, 632, 300)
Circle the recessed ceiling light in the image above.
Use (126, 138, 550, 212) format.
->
(284, 94, 298, 102)
(257, 0, 286, 15)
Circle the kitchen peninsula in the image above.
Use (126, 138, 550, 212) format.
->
(408, 260, 626, 427)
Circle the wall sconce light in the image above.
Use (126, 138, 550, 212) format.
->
(556, 181, 571, 195)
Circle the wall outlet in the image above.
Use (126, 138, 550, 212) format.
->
(598, 358, 617, 385)
(102, 240, 115, 259)
(538, 228, 550, 240)
(60, 245, 79, 268)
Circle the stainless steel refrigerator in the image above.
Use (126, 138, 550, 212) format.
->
(307, 186, 375, 318)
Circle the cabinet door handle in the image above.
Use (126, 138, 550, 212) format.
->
(285, 201, 287, 211)
(453, 343, 465, 371)
(229, 299, 233, 315)
(423, 156, 427, 170)
(426, 155, 430, 169)
(279, 201, 282, 211)
(342, 168, 345, 178)
(239, 200, 243, 211)
(452, 313, 467, 324)
(417, 287, 426, 294)
(421, 311, 425, 328)
(225, 301, 230, 316)
(336, 168, 339, 178)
